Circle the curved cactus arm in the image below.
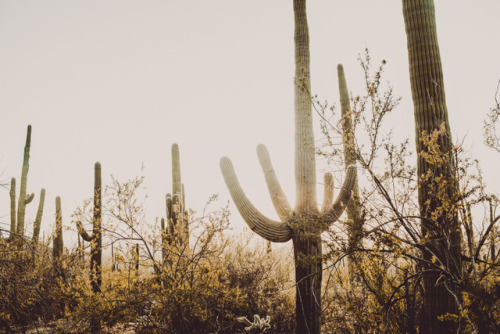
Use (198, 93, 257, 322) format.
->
(76, 220, 93, 242)
(321, 173, 334, 213)
(32, 188, 45, 243)
(256, 144, 293, 221)
(25, 193, 35, 204)
(321, 165, 357, 227)
(220, 157, 292, 242)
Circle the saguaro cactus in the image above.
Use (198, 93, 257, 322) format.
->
(402, 1, 462, 333)
(162, 144, 189, 262)
(32, 188, 46, 244)
(53, 196, 63, 261)
(220, 1, 356, 332)
(76, 162, 103, 294)
(337, 65, 363, 266)
(16, 125, 35, 237)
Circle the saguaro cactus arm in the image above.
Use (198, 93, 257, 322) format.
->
(220, 157, 292, 242)
(321, 165, 357, 226)
(76, 220, 93, 242)
(25, 193, 34, 204)
(32, 188, 45, 243)
(257, 144, 293, 221)
(321, 173, 334, 213)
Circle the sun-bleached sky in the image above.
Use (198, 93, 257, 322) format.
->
(1, 0, 499, 245)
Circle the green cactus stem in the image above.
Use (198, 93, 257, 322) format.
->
(32, 188, 45, 244)
(76, 162, 102, 294)
(53, 196, 63, 260)
(16, 125, 35, 237)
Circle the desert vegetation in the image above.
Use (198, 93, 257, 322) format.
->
(1, 0, 500, 333)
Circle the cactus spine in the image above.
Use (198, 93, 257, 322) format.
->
(53, 196, 63, 260)
(76, 162, 103, 294)
(163, 144, 189, 264)
(32, 188, 45, 244)
(16, 125, 35, 237)
(220, 1, 356, 332)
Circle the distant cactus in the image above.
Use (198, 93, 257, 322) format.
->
(53, 196, 63, 260)
(32, 188, 45, 244)
(76, 162, 102, 294)
(162, 144, 189, 266)
(16, 125, 35, 237)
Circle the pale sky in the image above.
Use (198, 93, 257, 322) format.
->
(1, 1, 499, 246)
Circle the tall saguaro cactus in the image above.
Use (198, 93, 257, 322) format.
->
(162, 144, 189, 265)
(76, 162, 103, 294)
(220, 1, 356, 332)
(16, 125, 35, 237)
(402, 1, 462, 332)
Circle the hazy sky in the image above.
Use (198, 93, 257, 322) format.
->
(1, 1, 499, 245)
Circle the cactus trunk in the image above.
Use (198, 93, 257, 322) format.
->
(402, 1, 462, 332)
(292, 222, 322, 334)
